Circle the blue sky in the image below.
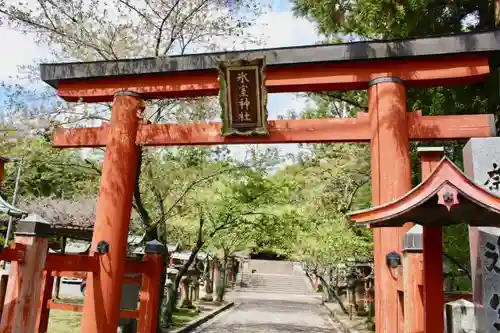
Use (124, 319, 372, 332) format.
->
(0, 0, 321, 160)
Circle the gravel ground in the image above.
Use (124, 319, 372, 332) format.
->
(193, 292, 339, 333)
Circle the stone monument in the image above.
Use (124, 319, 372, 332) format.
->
(445, 299, 476, 333)
(463, 137, 500, 333)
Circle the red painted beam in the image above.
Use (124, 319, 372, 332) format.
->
(407, 112, 495, 140)
(46, 301, 139, 318)
(444, 292, 473, 302)
(52, 113, 494, 148)
(0, 244, 26, 263)
(51, 271, 87, 279)
(45, 254, 99, 272)
(56, 56, 490, 102)
(124, 259, 149, 275)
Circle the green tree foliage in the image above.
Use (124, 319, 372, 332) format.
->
(292, 0, 500, 134)
(0, 136, 99, 199)
(292, 0, 490, 290)
(250, 87, 374, 278)
(272, 142, 372, 259)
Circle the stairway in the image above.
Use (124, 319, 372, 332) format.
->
(235, 260, 314, 295)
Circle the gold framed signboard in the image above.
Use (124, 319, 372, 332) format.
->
(218, 57, 269, 136)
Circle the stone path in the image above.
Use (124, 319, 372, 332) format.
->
(193, 292, 339, 333)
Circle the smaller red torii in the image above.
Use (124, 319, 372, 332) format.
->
(349, 155, 500, 333)
(349, 157, 500, 228)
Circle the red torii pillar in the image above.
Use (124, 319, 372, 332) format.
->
(369, 77, 412, 333)
(401, 147, 445, 333)
(80, 91, 144, 332)
(420, 148, 445, 333)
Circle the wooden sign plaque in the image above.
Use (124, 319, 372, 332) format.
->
(218, 58, 269, 136)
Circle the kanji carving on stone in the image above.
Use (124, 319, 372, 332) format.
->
(485, 162, 500, 192)
(485, 236, 500, 274)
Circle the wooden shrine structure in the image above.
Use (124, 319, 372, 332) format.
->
(349, 148, 500, 333)
(0, 29, 495, 333)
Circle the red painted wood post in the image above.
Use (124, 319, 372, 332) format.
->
(402, 225, 424, 333)
(80, 90, 143, 333)
(368, 77, 412, 333)
(0, 156, 9, 319)
(0, 214, 51, 333)
(35, 270, 54, 333)
(137, 240, 165, 333)
(0, 156, 9, 187)
(419, 147, 445, 333)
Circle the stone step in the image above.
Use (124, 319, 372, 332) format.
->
(249, 281, 308, 285)
(235, 271, 314, 295)
(233, 288, 316, 295)
(249, 286, 310, 291)
(245, 260, 300, 275)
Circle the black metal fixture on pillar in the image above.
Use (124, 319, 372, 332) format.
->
(96, 240, 110, 254)
(385, 251, 402, 269)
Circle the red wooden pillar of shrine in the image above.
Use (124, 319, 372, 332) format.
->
(350, 152, 500, 333)
(369, 77, 412, 333)
(137, 241, 165, 333)
(80, 91, 143, 333)
(0, 157, 8, 186)
(0, 216, 50, 333)
(419, 148, 445, 333)
(402, 226, 424, 333)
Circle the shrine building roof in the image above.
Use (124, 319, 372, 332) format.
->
(348, 157, 500, 228)
(40, 29, 500, 89)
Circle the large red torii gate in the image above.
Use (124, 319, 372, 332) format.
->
(40, 30, 500, 333)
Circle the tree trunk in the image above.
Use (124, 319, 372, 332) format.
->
(317, 274, 349, 315)
(179, 277, 193, 308)
(164, 238, 203, 325)
(213, 258, 225, 302)
(304, 271, 315, 289)
(201, 259, 213, 301)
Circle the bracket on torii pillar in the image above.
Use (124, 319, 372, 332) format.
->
(348, 157, 500, 228)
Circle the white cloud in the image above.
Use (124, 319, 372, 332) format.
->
(250, 11, 319, 49)
(0, 27, 46, 82)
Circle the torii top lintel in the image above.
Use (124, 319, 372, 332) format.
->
(348, 157, 500, 228)
(39, 30, 500, 103)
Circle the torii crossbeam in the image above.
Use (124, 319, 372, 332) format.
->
(39, 29, 500, 333)
(52, 111, 494, 148)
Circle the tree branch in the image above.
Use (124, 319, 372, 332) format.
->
(154, 0, 182, 56)
(133, 148, 152, 230)
(316, 273, 350, 314)
(323, 92, 368, 111)
(162, 0, 211, 56)
(443, 252, 472, 281)
(118, 0, 160, 30)
(150, 165, 249, 231)
(0, 8, 110, 60)
(344, 179, 370, 212)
